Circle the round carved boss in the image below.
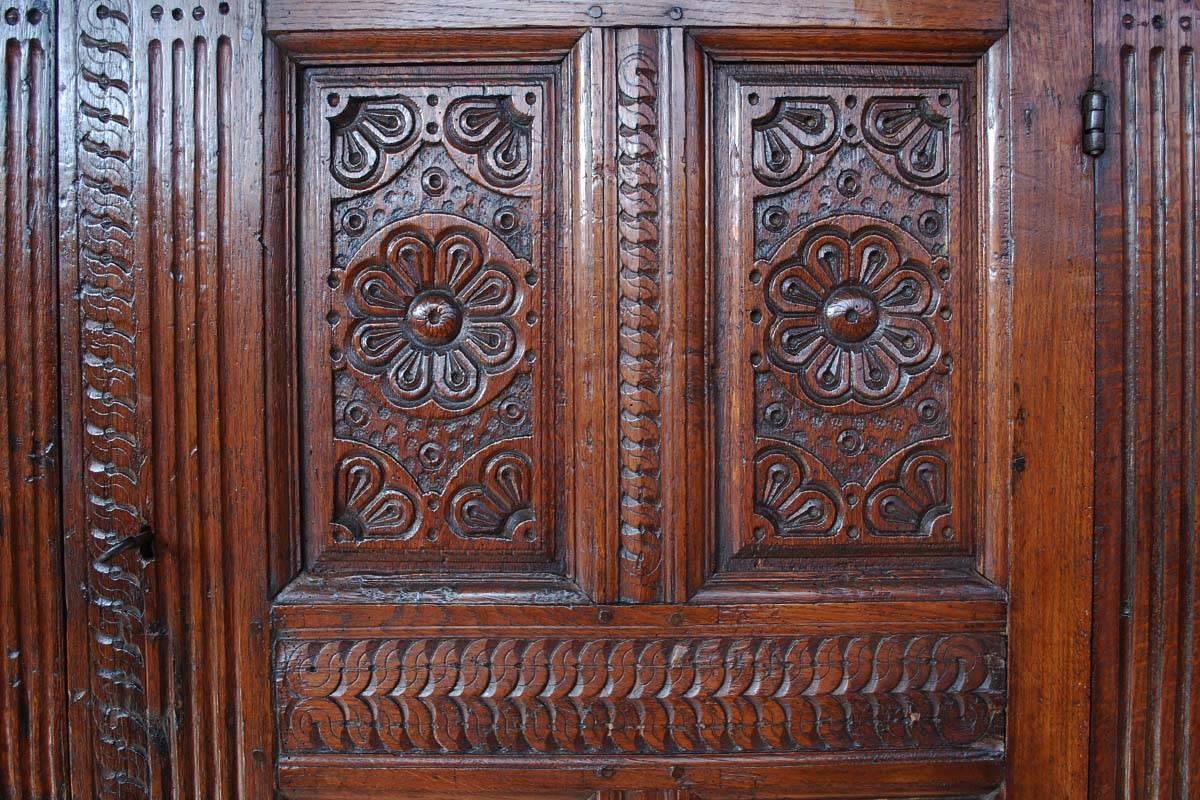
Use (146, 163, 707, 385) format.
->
(760, 217, 943, 408)
(339, 213, 530, 414)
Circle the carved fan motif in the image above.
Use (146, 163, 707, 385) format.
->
(330, 96, 419, 190)
(862, 96, 951, 187)
(865, 447, 951, 537)
(332, 449, 420, 541)
(447, 448, 535, 540)
(754, 446, 841, 537)
(444, 96, 534, 189)
(751, 96, 839, 187)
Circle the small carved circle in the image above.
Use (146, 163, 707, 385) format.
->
(747, 92, 760, 106)
(428, 498, 441, 512)
(1123, 13, 1135, 27)
(837, 428, 864, 456)
(667, 612, 684, 626)
(426, 94, 439, 106)
(753, 526, 767, 541)
(939, 266, 951, 281)
(172, 7, 183, 20)
(1153, 14, 1165, 29)
(750, 352, 763, 368)
(326, 273, 341, 289)
(668, 6, 683, 20)
(418, 442, 444, 469)
(939, 92, 953, 108)
(749, 268, 762, 284)
(919, 210, 944, 237)
(344, 401, 369, 426)
(525, 91, 537, 105)
(3, 7, 17, 24)
(326, 310, 340, 326)
(150, 4, 164, 19)
(525, 350, 538, 364)
(342, 209, 366, 234)
(750, 309, 763, 324)
(192, 5, 204, 19)
(1183, 16, 1193, 30)
(218, 1, 229, 13)
(597, 608, 613, 623)
(422, 167, 448, 196)
(917, 398, 943, 425)
(525, 310, 538, 325)
(329, 347, 343, 362)
(942, 526, 955, 541)
(494, 207, 519, 233)
(587, 4, 603, 18)
(326, 92, 340, 107)
(764, 402, 789, 428)
(846, 490, 859, 507)
(821, 286, 881, 344)
(524, 269, 539, 286)
(847, 526, 861, 540)
(670, 766, 685, 779)
(845, 94, 858, 109)
(836, 169, 862, 198)
(499, 398, 525, 424)
(943, 354, 953, 369)
(26, 7, 41, 24)
(763, 205, 788, 232)
(406, 291, 464, 346)
(940, 305, 952, 320)
(425, 121, 439, 135)
(844, 122, 859, 139)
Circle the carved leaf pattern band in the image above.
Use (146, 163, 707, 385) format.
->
(277, 634, 1005, 755)
(616, 38, 664, 597)
(76, 0, 152, 797)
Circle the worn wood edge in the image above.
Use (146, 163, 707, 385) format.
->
(1005, 0, 1097, 796)
(270, 599, 1008, 635)
(277, 754, 1004, 798)
(264, 0, 1008, 34)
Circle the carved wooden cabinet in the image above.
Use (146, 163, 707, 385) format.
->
(0, 0, 1195, 799)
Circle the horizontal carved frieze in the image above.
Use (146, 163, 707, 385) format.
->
(276, 633, 1005, 755)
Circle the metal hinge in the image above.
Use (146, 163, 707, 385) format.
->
(1082, 80, 1107, 157)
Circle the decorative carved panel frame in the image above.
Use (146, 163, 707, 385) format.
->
(696, 56, 1006, 602)
(300, 67, 562, 575)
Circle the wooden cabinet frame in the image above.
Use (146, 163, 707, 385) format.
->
(3, 0, 1187, 798)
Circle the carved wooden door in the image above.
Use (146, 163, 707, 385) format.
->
(50, 1, 1097, 798)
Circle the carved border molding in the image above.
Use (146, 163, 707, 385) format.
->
(615, 30, 665, 601)
(276, 633, 1006, 755)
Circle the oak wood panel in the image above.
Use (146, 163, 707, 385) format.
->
(1091, 1, 1200, 798)
(265, 0, 1008, 35)
(0, 2, 65, 798)
(1005, 0, 1096, 796)
(60, 0, 273, 797)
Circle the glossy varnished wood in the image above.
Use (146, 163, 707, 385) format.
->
(0, 0, 1139, 798)
(1091, 1, 1200, 798)
(0, 3, 65, 798)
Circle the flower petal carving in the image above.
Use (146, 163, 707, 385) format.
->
(751, 97, 839, 188)
(332, 449, 420, 541)
(341, 214, 527, 414)
(762, 219, 940, 408)
(447, 449, 535, 540)
(862, 96, 950, 187)
(754, 445, 841, 537)
(865, 447, 950, 537)
(444, 96, 534, 190)
(330, 96, 419, 190)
